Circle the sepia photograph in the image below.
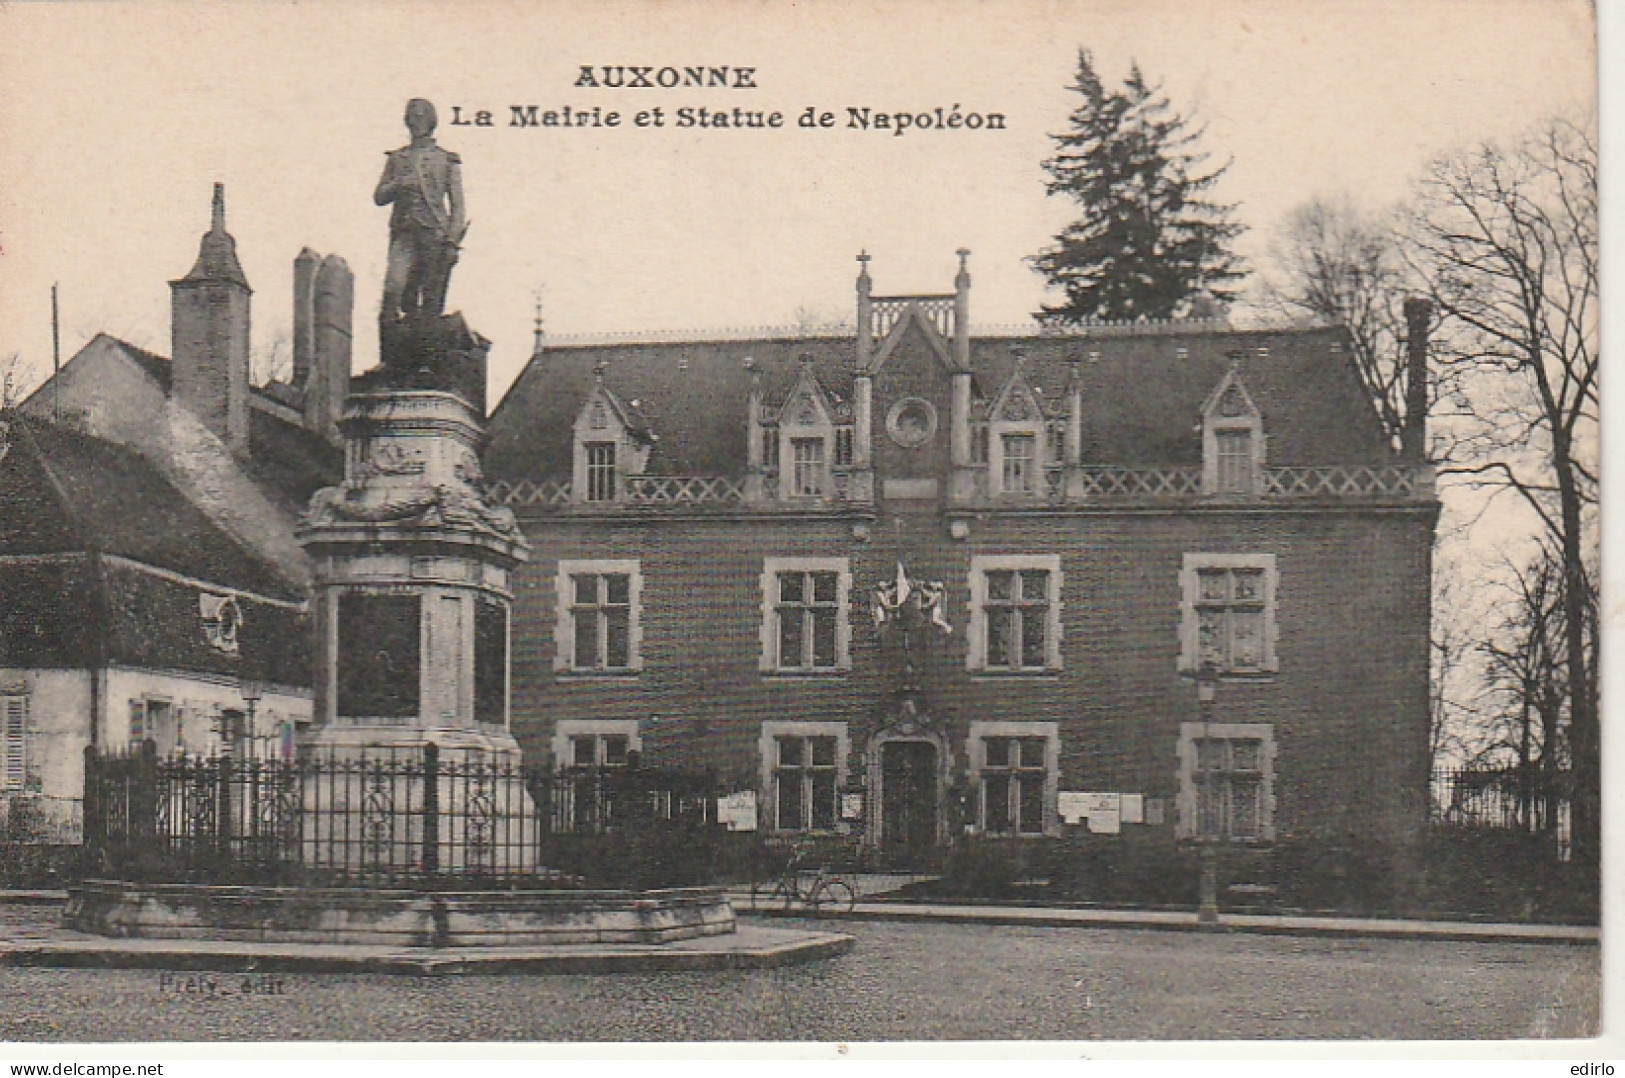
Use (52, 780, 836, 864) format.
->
(0, 0, 1606, 1058)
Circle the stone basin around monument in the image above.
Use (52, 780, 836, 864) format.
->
(63, 879, 737, 948)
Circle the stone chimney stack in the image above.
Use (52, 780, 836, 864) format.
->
(1401, 296, 1433, 461)
(292, 248, 321, 389)
(305, 255, 354, 442)
(170, 183, 252, 455)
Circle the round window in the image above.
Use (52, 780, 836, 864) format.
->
(886, 397, 938, 448)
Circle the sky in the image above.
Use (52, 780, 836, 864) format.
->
(0, 0, 1597, 410)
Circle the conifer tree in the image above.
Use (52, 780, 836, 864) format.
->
(1032, 51, 1246, 323)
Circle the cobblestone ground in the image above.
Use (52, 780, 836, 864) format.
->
(0, 907, 1598, 1042)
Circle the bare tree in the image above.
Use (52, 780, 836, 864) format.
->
(254, 334, 292, 388)
(1260, 196, 1422, 447)
(1427, 553, 1482, 769)
(1477, 545, 1574, 838)
(1, 353, 39, 410)
(1406, 116, 1599, 867)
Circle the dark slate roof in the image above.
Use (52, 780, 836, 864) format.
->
(175, 185, 251, 290)
(0, 416, 303, 601)
(485, 323, 1393, 479)
(117, 338, 175, 392)
(242, 406, 343, 518)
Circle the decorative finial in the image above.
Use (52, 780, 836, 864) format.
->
(594, 358, 609, 382)
(799, 351, 815, 370)
(956, 247, 970, 271)
(532, 291, 545, 351)
(211, 183, 226, 234)
(857, 250, 871, 268)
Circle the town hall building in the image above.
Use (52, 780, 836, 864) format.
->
(483, 252, 1439, 867)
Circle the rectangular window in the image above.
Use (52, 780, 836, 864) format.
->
(762, 428, 779, 472)
(1002, 434, 1036, 493)
(570, 572, 632, 670)
(983, 569, 1050, 670)
(970, 423, 990, 465)
(791, 437, 825, 497)
(760, 558, 850, 674)
(1215, 430, 1253, 493)
(1179, 725, 1274, 842)
(585, 441, 617, 502)
(774, 734, 839, 832)
(776, 570, 840, 670)
(980, 736, 1048, 836)
(569, 732, 631, 769)
(554, 719, 642, 833)
(1196, 566, 1267, 672)
(1046, 420, 1066, 465)
(834, 426, 855, 467)
(1, 696, 25, 791)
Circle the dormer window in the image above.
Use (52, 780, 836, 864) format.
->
(585, 442, 617, 502)
(791, 437, 826, 497)
(572, 381, 652, 505)
(1200, 369, 1264, 496)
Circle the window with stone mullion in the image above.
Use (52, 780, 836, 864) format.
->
(982, 736, 1047, 835)
(777, 570, 839, 669)
(775, 735, 838, 831)
(1196, 567, 1266, 672)
(571, 572, 631, 670)
(984, 569, 1050, 670)
(1194, 737, 1263, 839)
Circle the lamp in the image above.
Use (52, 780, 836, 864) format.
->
(1191, 661, 1222, 926)
(236, 678, 264, 754)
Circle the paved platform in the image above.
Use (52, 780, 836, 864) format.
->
(0, 923, 854, 975)
(6, 888, 1597, 946)
(734, 895, 1599, 945)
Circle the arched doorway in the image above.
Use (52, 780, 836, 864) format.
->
(867, 695, 948, 862)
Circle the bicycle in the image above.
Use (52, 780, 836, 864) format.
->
(749, 841, 858, 914)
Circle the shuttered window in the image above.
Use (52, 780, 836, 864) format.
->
(1, 696, 26, 791)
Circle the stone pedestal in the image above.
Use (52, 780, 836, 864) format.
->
(296, 365, 532, 872)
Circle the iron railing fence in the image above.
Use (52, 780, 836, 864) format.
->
(1430, 766, 1572, 860)
(82, 742, 723, 890)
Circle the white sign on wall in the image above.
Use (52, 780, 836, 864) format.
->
(1058, 791, 1130, 833)
(718, 790, 758, 832)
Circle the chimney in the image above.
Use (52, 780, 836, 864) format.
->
(170, 183, 252, 455)
(292, 248, 320, 388)
(306, 254, 354, 442)
(1401, 296, 1432, 461)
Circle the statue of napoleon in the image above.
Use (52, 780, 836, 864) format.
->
(375, 98, 467, 328)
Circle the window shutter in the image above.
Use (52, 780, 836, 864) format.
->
(129, 699, 147, 746)
(2, 696, 26, 790)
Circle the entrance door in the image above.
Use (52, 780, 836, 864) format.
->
(881, 740, 939, 853)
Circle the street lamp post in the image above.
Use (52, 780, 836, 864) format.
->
(1193, 661, 1222, 926)
(236, 679, 264, 760)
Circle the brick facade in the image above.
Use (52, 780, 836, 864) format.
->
(487, 267, 1439, 861)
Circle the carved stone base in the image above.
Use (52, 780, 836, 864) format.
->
(63, 880, 737, 947)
